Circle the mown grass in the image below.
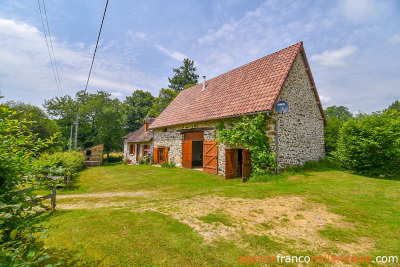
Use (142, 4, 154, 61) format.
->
(36, 164, 400, 266)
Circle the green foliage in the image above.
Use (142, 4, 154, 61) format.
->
(103, 152, 123, 163)
(168, 58, 199, 92)
(324, 105, 353, 121)
(324, 105, 353, 155)
(124, 90, 155, 132)
(44, 91, 124, 155)
(4, 101, 61, 152)
(388, 100, 400, 112)
(147, 88, 178, 117)
(160, 162, 175, 168)
(0, 106, 55, 265)
(216, 113, 276, 177)
(43, 95, 77, 150)
(334, 110, 400, 176)
(36, 152, 85, 175)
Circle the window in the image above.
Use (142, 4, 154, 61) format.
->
(86, 150, 92, 156)
(129, 144, 135, 155)
(159, 148, 165, 162)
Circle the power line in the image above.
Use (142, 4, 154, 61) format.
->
(42, 0, 63, 96)
(37, 0, 63, 96)
(84, 0, 109, 93)
(74, 0, 110, 150)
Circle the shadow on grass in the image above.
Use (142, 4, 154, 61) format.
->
(356, 173, 400, 182)
(40, 246, 103, 266)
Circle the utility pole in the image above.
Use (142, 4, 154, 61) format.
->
(74, 104, 79, 150)
(69, 124, 74, 152)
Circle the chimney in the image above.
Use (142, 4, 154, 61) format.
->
(202, 75, 206, 91)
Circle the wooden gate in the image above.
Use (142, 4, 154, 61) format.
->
(182, 140, 192, 169)
(203, 141, 218, 174)
(242, 150, 252, 181)
(225, 149, 235, 179)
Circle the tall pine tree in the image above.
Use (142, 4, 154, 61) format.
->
(168, 58, 199, 92)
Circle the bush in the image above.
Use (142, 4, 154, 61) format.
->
(36, 151, 85, 175)
(103, 152, 123, 163)
(0, 106, 55, 265)
(285, 158, 342, 173)
(334, 110, 400, 176)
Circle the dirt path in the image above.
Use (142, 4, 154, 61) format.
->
(54, 192, 373, 255)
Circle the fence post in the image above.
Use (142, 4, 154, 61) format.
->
(51, 186, 56, 209)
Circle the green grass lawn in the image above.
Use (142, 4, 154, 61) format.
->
(36, 164, 400, 266)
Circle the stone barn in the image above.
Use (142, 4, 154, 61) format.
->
(149, 42, 326, 179)
(80, 144, 104, 167)
(123, 118, 155, 164)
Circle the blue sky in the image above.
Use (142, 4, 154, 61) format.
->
(0, 0, 399, 114)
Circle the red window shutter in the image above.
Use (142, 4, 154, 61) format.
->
(153, 147, 158, 164)
(164, 148, 169, 163)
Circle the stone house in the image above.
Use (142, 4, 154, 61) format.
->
(123, 118, 155, 164)
(149, 42, 326, 178)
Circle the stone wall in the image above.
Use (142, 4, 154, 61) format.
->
(152, 118, 276, 175)
(123, 142, 153, 164)
(80, 144, 104, 166)
(272, 53, 325, 167)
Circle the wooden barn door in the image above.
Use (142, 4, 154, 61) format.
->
(203, 141, 218, 174)
(182, 140, 192, 169)
(225, 149, 235, 179)
(242, 150, 252, 181)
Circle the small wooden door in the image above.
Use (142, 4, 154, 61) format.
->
(203, 141, 218, 174)
(242, 150, 252, 180)
(225, 149, 235, 179)
(182, 140, 192, 169)
(136, 145, 139, 162)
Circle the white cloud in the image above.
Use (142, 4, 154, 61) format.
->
(388, 34, 400, 44)
(319, 95, 332, 103)
(339, 0, 386, 23)
(155, 44, 186, 62)
(310, 46, 358, 67)
(0, 17, 163, 106)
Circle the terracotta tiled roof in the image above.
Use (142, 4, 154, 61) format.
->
(123, 125, 152, 143)
(150, 42, 304, 129)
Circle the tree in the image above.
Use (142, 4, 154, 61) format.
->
(388, 100, 400, 111)
(124, 90, 155, 132)
(5, 101, 60, 150)
(168, 58, 199, 92)
(44, 91, 124, 154)
(325, 105, 353, 121)
(147, 88, 178, 117)
(334, 109, 400, 176)
(82, 91, 124, 161)
(44, 95, 78, 149)
(324, 105, 353, 155)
